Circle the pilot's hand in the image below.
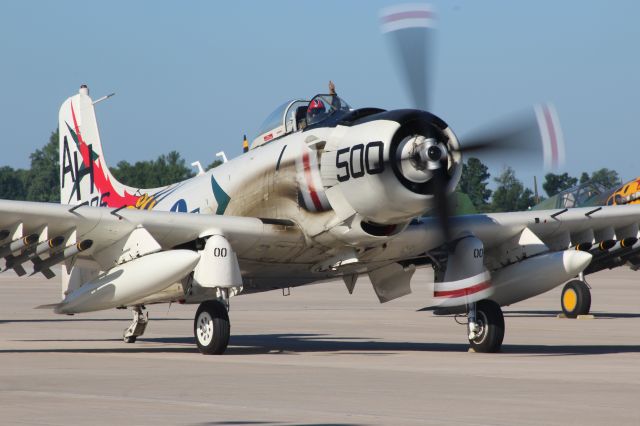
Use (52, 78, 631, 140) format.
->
(329, 80, 336, 95)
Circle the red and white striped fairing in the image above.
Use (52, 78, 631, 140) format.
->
(296, 147, 331, 213)
(434, 270, 493, 307)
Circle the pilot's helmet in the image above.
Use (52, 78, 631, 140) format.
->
(307, 99, 326, 118)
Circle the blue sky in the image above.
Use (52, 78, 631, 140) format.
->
(1, 0, 639, 189)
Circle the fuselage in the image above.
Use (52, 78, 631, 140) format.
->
(131, 118, 447, 296)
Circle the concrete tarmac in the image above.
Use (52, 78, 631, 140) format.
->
(1, 267, 639, 425)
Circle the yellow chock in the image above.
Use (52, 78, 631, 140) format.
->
(556, 313, 595, 319)
(577, 314, 595, 320)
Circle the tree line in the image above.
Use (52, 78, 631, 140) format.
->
(457, 158, 620, 212)
(0, 129, 623, 213)
(0, 130, 221, 202)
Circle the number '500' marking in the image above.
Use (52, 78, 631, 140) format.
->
(336, 141, 385, 182)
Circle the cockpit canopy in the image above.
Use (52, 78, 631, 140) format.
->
(306, 94, 351, 126)
(252, 94, 351, 149)
(531, 181, 609, 210)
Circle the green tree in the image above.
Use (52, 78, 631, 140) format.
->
(457, 157, 492, 212)
(517, 188, 536, 211)
(111, 150, 194, 188)
(25, 130, 60, 202)
(0, 129, 203, 202)
(491, 167, 535, 212)
(589, 168, 619, 189)
(0, 166, 26, 200)
(206, 159, 223, 171)
(579, 172, 590, 184)
(542, 172, 577, 197)
(111, 160, 150, 188)
(154, 151, 194, 185)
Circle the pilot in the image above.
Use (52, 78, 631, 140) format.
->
(306, 81, 340, 124)
(307, 98, 327, 123)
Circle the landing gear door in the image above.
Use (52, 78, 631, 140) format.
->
(193, 235, 242, 289)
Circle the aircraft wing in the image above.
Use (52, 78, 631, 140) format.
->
(383, 205, 640, 260)
(455, 205, 640, 306)
(0, 199, 303, 276)
(367, 205, 640, 307)
(464, 205, 640, 251)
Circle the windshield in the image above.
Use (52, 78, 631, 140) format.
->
(256, 100, 291, 137)
(556, 182, 606, 208)
(306, 94, 351, 126)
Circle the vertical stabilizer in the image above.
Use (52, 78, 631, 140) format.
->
(58, 85, 161, 208)
(57, 85, 169, 300)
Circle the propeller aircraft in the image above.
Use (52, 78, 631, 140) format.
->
(1, 4, 638, 354)
(530, 174, 640, 317)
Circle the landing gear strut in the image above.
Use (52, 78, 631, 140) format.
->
(123, 306, 148, 343)
(194, 300, 230, 355)
(561, 279, 591, 318)
(468, 300, 504, 353)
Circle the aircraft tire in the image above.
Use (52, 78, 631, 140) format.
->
(123, 336, 137, 343)
(469, 300, 504, 353)
(194, 300, 230, 355)
(561, 280, 591, 318)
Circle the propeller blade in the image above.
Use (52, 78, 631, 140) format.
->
(459, 103, 565, 171)
(380, 3, 436, 111)
(431, 166, 453, 245)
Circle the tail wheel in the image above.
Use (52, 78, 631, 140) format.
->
(469, 300, 505, 353)
(561, 280, 591, 318)
(194, 300, 230, 355)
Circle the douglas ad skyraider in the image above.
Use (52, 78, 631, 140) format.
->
(2, 4, 639, 355)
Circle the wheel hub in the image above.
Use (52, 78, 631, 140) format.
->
(470, 311, 488, 344)
(197, 311, 214, 346)
(563, 288, 578, 312)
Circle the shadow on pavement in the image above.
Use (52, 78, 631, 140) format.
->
(193, 423, 363, 426)
(504, 310, 640, 319)
(0, 317, 188, 324)
(192, 422, 276, 425)
(2, 332, 640, 356)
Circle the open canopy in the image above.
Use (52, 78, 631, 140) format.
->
(252, 94, 351, 149)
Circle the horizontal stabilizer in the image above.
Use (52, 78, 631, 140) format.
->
(34, 303, 62, 310)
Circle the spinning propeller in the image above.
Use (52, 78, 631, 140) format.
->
(380, 3, 565, 245)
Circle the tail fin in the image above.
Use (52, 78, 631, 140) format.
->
(58, 86, 179, 302)
(58, 85, 158, 208)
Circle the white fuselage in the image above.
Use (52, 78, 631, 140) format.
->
(128, 120, 447, 298)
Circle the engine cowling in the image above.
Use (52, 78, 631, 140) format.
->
(320, 109, 461, 225)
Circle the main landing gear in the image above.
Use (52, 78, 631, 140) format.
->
(121, 301, 231, 354)
(194, 300, 230, 355)
(467, 300, 504, 353)
(560, 279, 591, 318)
(123, 306, 148, 343)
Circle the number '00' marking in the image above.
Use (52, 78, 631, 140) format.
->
(213, 247, 228, 257)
